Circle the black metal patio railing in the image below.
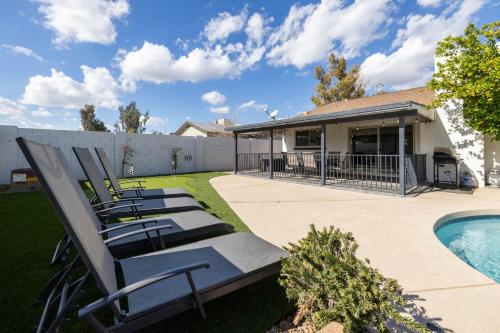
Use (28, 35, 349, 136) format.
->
(236, 152, 426, 195)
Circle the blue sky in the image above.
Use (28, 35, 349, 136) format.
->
(0, 0, 497, 133)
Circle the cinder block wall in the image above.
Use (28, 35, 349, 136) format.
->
(0, 125, 282, 184)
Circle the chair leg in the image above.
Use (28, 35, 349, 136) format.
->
(186, 272, 206, 319)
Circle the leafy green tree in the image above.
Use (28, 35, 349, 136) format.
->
(311, 54, 365, 107)
(80, 104, 108, 131)
(114, 101, 150, 133)
(280, 225, 430, 333)
(428, 21, 500, 140)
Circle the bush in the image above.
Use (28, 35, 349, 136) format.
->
(280, 225, 430, 333)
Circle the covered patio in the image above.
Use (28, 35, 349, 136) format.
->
(227, 101, 434, 195)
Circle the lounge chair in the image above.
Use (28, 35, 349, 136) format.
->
(18, 137, 233, 257)
(94, 147, 193, 200)
(73, 147, 204, 218)
(17, 137, 286, 332)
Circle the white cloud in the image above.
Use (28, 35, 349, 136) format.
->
(238, 100, 256, 109)
(210, 106, 230, 114)
(204, 10, 246, 42)
(417, 0, 442, 8)
(245, 13, 272, 45)
(0, 96, 56, 129)
(147, 116, 168, 127)
(202, 91, 226, 105)
(1, 44, 42, 61)
(360, 0, 485, 90)
(0, 96, 26, 117)
(34, 0, 129, 46)
(266, 0, 391, 68)
(237, 100, 268, 111)
(21, 65, 120, 109)
(31, 107, 53, 117)
(118, 41, 263, 86)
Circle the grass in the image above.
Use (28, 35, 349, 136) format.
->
(0, 172, 292, 332)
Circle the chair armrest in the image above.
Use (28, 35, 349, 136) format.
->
(91, 198, 143, 208)
(78, 262, 210, 318)
(119, 179, 146, 184)
(99, 220, 159, 234)
(103, 225, 172, 245)
(119, 179, 145, 189)
(95, 203, 142, 215)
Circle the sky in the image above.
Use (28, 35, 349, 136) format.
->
(0, 0, 497, 134)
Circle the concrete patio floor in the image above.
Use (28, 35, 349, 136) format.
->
(211, 175, 500, 333)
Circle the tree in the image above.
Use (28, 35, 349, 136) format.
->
(311, 54, 365, 107)
(114, 101, 150, 133)
(80, 104, 108, 131)
(428, 21, 500, 140)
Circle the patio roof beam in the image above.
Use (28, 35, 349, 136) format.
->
(320, 124, 326, 186)
(399, 116, 405, 196)
(227, 101, 429, 134)
(234, 132, 238, 174)
(269, 130, 274, 179)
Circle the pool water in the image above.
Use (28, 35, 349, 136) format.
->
(435, 215, 500, 283)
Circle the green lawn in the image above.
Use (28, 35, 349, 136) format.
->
(0, 172, 292, 332)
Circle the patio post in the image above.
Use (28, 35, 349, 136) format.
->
(320, 123, 326, 186)
(399, 116, 405, 195)
(234, 132, 238, 174)
(269, 129, 274, 179)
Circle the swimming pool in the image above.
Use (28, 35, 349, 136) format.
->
(435, 214, 500, 283)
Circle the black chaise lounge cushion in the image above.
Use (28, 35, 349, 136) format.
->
(106, 210, 234, 256)
(72, 147, 204, 217)
(103, 196, 205, 218)
(120, 232, 286, 315)
(94, 147, 193, 199)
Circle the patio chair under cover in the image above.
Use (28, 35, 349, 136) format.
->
(17, 137, 286, 332)
(94, 147, 193, 200)
(73, 147, 204, 218)
(17, 138, 233, 258)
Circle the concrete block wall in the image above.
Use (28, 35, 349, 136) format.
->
(0, 125, 281, 184)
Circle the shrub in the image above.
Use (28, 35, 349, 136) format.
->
(280, 225, 430, 333)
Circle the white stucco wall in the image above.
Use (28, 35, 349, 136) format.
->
(484, 136, 500, 184)
(419, 104, 486, 187)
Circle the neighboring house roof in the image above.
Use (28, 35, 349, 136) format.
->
(175, 121, 229, 136)
(304, 86, 435, 117)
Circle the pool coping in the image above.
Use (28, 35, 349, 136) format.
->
(434, 209, 500, 231)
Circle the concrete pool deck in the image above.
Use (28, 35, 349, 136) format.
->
(210, 175, 500, 333)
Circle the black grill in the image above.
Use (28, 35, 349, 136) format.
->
(433, 148, 460, 187)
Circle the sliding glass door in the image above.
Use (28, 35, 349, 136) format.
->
(351, 125, 413, 155)
(379, 125, 413, 155)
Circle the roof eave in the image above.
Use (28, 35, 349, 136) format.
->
(227, 101, 433, 133)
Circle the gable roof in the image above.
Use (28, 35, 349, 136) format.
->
(304, 86, 435, 117)
(175, 121, 228, 135)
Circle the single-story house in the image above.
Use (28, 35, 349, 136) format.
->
(175, 119, 233, 137)
(227, 86, 500, 195)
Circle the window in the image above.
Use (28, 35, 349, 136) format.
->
(295, 129, 321, 148)
(351, 128, 378, 154)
